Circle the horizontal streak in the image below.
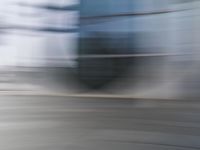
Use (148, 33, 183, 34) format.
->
(20, 53, 194, 60)
(81, 8, 191, 20)
(50, 53, 192, 60)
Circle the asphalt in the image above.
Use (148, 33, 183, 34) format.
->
(1, 95, 200, 150)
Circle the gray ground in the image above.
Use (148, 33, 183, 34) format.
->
(1, 95, 200, 150)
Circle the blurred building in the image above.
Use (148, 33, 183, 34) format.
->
(0, 0, 79, 67)
(0, 0, 199, 67)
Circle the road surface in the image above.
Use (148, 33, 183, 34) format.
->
(0, 95, 200, 150)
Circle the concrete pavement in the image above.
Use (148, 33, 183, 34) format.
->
(0, 95, 200, 150)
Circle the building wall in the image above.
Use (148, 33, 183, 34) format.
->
(0, 0, 79, 67)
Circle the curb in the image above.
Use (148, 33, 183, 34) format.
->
(0, 90, 188, 101)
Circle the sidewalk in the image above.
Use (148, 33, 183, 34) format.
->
(0, 66, 199, 100)
(0, 67, 41, 91)
(0, 67, 80, 92)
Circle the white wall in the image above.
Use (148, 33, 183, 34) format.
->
(0, 0, 79, 67)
